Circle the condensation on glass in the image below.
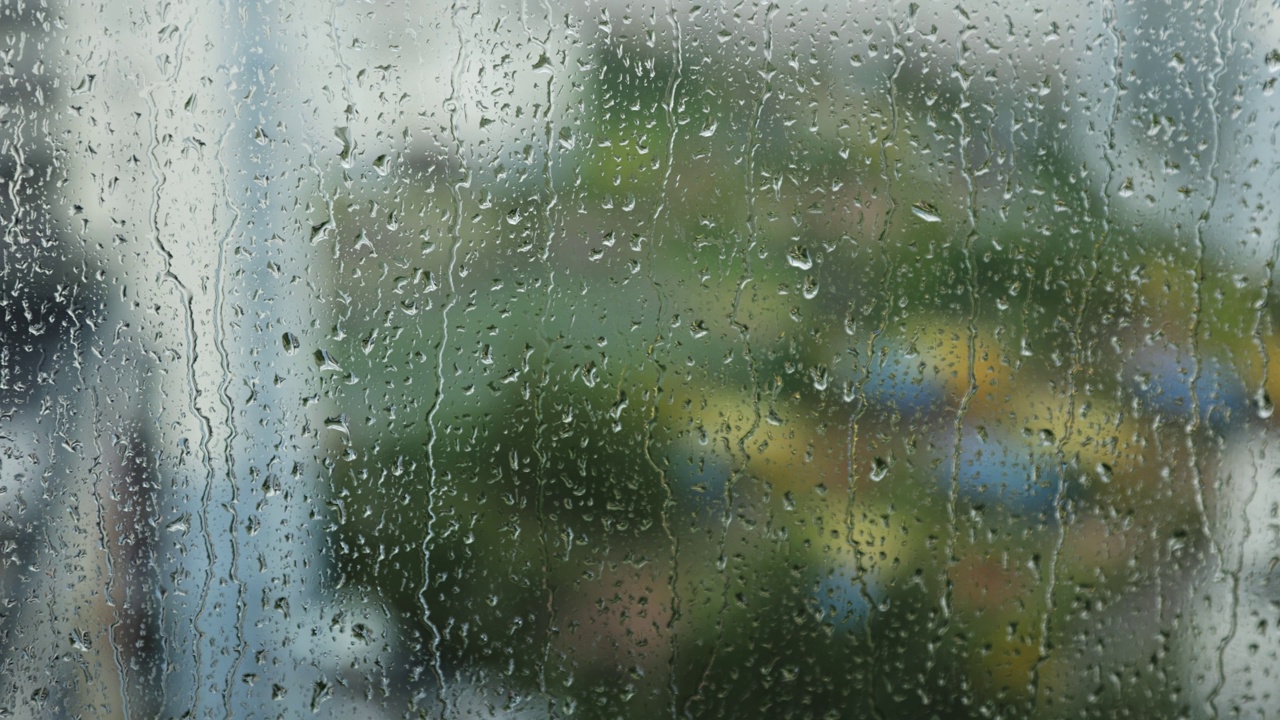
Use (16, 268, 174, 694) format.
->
(2, 0, 1279, 717)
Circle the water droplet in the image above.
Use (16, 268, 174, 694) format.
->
(787, 246, 813, 270)
(1097, 462, 1114, 484)
(334, 126, 353, 165)
(1255, 390, 1274, 419)
(911, 201, 941, 223)
(315, 349, 343, 372)
(802, 276, 819, 299)
(870, 457, 890, 482)
(325, 415, 350, 436)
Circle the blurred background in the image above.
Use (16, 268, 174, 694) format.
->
(3, 0, 1280, 717)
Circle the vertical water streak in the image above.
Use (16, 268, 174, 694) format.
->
(1032, 0, 1125, 707)
(1202, 2, 1248, 716)
(533, 1, 559, 711)
(420, 1, 470, 712)
(644, 0, 684, 714)
(685, 5, 774, 713)
(935, 8, 979, 704)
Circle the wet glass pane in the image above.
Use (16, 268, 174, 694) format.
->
(3, 0, 1279, 717)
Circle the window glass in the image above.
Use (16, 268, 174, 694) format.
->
(2, 0, 1278, 716)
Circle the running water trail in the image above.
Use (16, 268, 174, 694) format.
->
(642, 1, 685, 714)
(1203, 3, 1246, 714)
(685, 5, 774, 714)
(930, 9, 979, 708)
(1031, 0, 1124, 707)
(532, 1, 560, 712)
(420, 2, 468, 713)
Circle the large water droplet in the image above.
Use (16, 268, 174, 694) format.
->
(911, 201, 941, 223)
(1255, 390, 1274, 419)
(870, 457, 890, 482)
